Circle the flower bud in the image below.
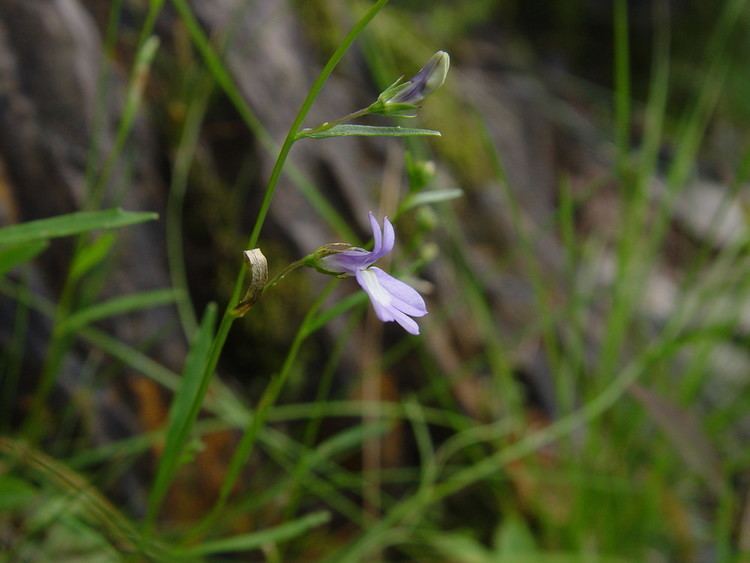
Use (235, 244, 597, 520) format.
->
(406, 154, 437, 192)
(390, 51, 450, 105)
(371, 51, 450, 117)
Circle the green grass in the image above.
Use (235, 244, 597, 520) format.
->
(2, 0, 750, 561)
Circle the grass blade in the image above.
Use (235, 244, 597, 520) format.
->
(69, 233, 117, 283)
(0, 209, 157, 247)
(0, 241, 48, 276)
(179, 511, 330, 557)
(0, 437, 168, 558)
(57, 288, 179, 335)
(145, 303, 218, 526)
(0, 475, 36, 511)
(397, 188, 463, 215)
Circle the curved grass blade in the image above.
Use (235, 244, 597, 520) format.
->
(0, 241, 48, 277)
(145, 303, 218, 527)
(177, 511, 330, 557)
(0, 209, 157, 247)
(57, 288, 179, 335)
(397, 188, 463, 215)
(69, 233, 117, 282)
(0, 437, 169, 559)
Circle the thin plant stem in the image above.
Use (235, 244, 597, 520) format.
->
(169, 0, 357, 241)
(186, 0, 389, 418)
(614, 0, 631, 177)
(297, 106, 372, 138)
(167, 0, 390, 530)
(282, 312, 362, 521)
(166, 77, 213, 339)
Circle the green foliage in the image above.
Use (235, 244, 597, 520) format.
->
(176, 510, 331, 557)
(146, 303, 217, 525)
(56, 289, 179, 335)
(0, 209, 157, 247)
(3, 0, 750, 561)
(0, 241, 48, 277)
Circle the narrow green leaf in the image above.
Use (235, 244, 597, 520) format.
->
(424, 532, 493, 563)
(145, 303, 217, 525)
(0, 475, 36, 511)
(70, 233, 117, 282)
(399, 188, 463, 214)
(180, 511, 330, 556)
(0, 208, 158, 247)
(298, 124, 441, 140)
(494, 513, 537, 555)
(0, 241, 48, 277)
(315, 421, 391, 459)
(58, 288, 178, 335)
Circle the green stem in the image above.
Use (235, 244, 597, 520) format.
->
(177, 0, 389, 532)
(613, 0, 631, 177)
(197, 0, 389, 394)
(170, 0, 356, 241)
(166, 77, 213, 339)
(297, 106, 372, 138)
(246, 0, 389, 253)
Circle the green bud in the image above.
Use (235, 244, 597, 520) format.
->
(371, 51, 450, 117)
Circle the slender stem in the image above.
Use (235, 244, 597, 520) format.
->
(613, 0, 631, 177)
(166, 78, 212, 339)
(137, 0, 166, 50)
(247, 2, 389, 253)
(198, 0, 389, 396)
(263, 257, 310, 292)
(180, 0, 389, 533)
(171, 0, 357, 240)
(297, 106, 372, 138)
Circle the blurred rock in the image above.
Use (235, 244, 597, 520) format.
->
(672, 179, 747, 248)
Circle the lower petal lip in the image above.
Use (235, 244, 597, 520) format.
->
(356, 268, 425, 334)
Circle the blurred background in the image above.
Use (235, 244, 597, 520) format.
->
(1, 0, 750, 561)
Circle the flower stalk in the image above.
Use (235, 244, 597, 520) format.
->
(298, 50, 450, 138)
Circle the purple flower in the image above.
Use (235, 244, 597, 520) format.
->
(321, 213, 428, 335)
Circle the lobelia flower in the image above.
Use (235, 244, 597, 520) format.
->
(319, 212, 428, 335)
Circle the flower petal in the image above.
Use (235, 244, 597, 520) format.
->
(356, 268, 426, 335)
(365, 214, 395, 261)
(321, 249, 372, 274)
(371, 267, 427, 317)
(356, 268, 394, 322)
(368, 211, 382, 256)
(391, 308, 420, 335)
(381, 217, 395, 256)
